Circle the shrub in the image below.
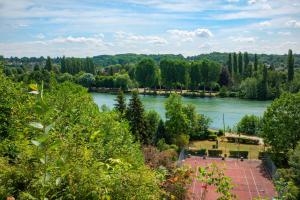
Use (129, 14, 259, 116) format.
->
(219, 86, 228, 97)
(186, 149, 206, 156)
(208, 131, 218, 141)
(229, 151, 249, 159)
(208, 150, 222, 157)
(226, 136, 259, 145)
(237, 115, 262, 135)
(217, 129, 224, 136)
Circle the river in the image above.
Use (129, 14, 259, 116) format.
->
(92, 93, 271, 130)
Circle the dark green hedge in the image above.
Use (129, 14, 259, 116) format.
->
(208, 149, 222, 157)
(229, 150, 249, 159)
(226, 136, 259, 145)
(186, 149, 207, 156)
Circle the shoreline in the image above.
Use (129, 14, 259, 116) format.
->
(89, 87, 224, 98)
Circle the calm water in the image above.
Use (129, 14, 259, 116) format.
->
(92, 93, 271, 129)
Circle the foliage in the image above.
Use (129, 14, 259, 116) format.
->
(237, 115, 261, 135)
(114, 90, 126, 115)
(0, 72, 161, 199)
(126, 91, 148, 144)
(262, 92, 300, 162)
(76, 73, 95, 87)
(198, 163, 236, 200)
(288, 49, 295, 82)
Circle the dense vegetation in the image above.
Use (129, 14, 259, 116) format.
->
(2, 50, 300, 100)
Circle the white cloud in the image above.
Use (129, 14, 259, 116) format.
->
(227, 0, 239, 2)
(278, 31, 291, 36)
(286, 20, 300, 28)
(49, 36, 106, 46)
(167, 28, 213, 42)
(114, 32, 167, 46)
(248, 0, 257, 5)
(230, 36, 256, 43)
(258, 21, 271, 27)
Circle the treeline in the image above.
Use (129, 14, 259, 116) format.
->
(3, 49, 300, 100)
(4, 52, 299, 68)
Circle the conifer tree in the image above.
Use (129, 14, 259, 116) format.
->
(287, 49, 294, 82)
(114, 90, 126, 115)
(126, 91, 148, 144)
(243, 52, 249, 77)
(45, 56, 53, 71)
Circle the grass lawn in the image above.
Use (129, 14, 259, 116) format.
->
(189, 139, 264, 160)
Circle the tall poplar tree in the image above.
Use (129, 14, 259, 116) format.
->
(233, 52, 238, 74)
(287, 49, 294, 82)
(227, 53, 232, 75)
(254, 54, 258, 71)
(45, 56, 53, 71)
(243, 52, 249, 77)
(61, 56, 66, 73)
(238, 52, 243, 75)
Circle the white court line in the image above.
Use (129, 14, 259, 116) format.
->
(250, 168, 261, 198)
(241, 162, 252, 200)
(192, 158, 199, 200)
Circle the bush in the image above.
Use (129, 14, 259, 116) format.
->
(208, 131, 218, 141)
(208, 149, 222, 157)
(237, 115, 262, 135)
(186, 149, 206, 156)
(228, 92, 236, 97)
(219, 86, 228, 97)
(217, 129, 224, 136)
(226, 136, 259, 145)
(229, 151, 249, 159)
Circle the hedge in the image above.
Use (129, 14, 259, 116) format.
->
(186, 149, 207, 156)
(229, 151, 249, 159)
(226, 136, 259, 145)
(208, 149, 223, 157)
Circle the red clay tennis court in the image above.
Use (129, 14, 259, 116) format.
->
(184, 157, 276, 200)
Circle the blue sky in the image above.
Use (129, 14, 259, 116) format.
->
(0, 0, 300, 57)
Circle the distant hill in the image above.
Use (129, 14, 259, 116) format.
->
(92, 53, 185, 66)
(3, 52, 299, 68)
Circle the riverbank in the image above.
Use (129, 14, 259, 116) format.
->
(89, 87, 222, 98)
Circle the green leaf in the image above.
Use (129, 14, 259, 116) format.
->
(55, 177, 62, 186)
(31, 140, 41, 147)
(45, 124, 53, 134)
(29, 122, 44, 129)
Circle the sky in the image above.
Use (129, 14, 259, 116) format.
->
(0, 0, 300, 57)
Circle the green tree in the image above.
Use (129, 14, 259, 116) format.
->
(238, 52, 243, 75)
(288, 49, 294, 82)
(114, 90, 126, 115)
(145, 110, 161, 145)
(243, 52, 249, 76)
(239, 77, 258, 99)
(219, 66, 231, 87)
(254, 54, 258, 71)
(257, 64, 268, 100)
(61, 56, 66, 73)
(164, 94, 188, 145)
(237, 115, 261, 135)
(45, 56, 53, 71)
(227, 53, 232, 75)
(262, 92, 300, 160)
(126, 91, 148, 144)
(233, 52, 238, 74)
(76, 73, 95, 88)
(135, 59, 158, 92)
(190, 62, 202, 90)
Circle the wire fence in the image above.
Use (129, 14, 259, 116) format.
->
(177, 148, 186, 167)
(261, 153, 278, 179)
